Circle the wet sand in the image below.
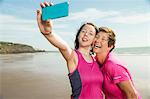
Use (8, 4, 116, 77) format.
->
(1, 53, 150, 99)
(2, 66, 71, 99)
(1, 53, 71, 99)
(2, 68, 150, 99)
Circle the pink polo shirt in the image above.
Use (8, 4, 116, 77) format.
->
(100, 52, 141, 99)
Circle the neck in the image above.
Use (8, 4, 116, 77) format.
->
(96, 51, 109, 65)
(78, 47, 91, 56)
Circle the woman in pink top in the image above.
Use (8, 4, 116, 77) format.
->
(93, 27, 141, 99)
(37, 2, 104, 99)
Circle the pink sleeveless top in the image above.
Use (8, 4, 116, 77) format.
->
(69, 50, 104, 99)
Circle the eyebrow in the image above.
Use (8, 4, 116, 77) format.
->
(82, 29, 95, 33)
(89, 31, 94, 33)
(81, 28, 87, 31)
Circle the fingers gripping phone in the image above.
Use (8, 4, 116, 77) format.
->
(42, 2, 69, 20)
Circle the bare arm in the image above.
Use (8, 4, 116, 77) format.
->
(117, 80, 138, 99)
(36, 2, 76, 72)
(43, 33, 73, 61)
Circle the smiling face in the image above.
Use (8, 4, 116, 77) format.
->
(93, 27, 116, 54)
(93, 32, 111, 54)
(78, 24, 97, 48)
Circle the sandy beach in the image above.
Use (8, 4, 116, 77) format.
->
(2, 69, 71, 99)
(1, 53, 71, 99)
(1, 53, 150, 99)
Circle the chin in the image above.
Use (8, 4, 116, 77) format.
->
(93, 49, 98, 53)
(81, 43, 91, 47)
(94, 49, 103, 54)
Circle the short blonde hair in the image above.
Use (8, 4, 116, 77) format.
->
(99, 27, 116, 51)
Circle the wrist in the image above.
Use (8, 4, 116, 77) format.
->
(41, 31, 51, 36)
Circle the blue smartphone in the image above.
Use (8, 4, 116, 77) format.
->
(42, 2, 69, 20)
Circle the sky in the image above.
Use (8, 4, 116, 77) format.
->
(0, 0, 150, 51)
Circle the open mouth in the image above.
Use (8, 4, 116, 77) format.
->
(94, 44, 101, 48)
(82, 38, 88, 42)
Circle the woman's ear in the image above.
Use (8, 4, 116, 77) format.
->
(109, 45, 114, 51)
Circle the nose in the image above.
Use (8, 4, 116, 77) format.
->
(93, 38, 98, 45)
(95, 39, 99, 43)
(95, 38, 103, 44)
(94, 37, 99, 42)
(84, 32, 88, 36)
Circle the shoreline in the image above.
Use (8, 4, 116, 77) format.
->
(1, 41, 150, 54)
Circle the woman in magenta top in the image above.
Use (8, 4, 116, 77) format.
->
(69, 50, 103, 99)
(37, 2, 104, 99)
(93, 27, 141, 99)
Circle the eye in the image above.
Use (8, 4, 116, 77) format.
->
(89, 32, 94, 36)
(81, 30, 86, 33)
(95, 35, 100, 39)
(102, 38, 105, 40)
(102, 38, 108, 41)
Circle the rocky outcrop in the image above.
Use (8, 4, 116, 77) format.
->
(0, 41, 45, 54)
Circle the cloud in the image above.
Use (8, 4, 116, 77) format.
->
(67, 8, 119, 21)
(106, 13, 150, 24)
(1, 14, 36, 25)
(59, 8, 150, 24)
(0, 14, 68, 32)
(0, 14, 72, 50)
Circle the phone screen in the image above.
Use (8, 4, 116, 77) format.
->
(42, 2, 69, 20)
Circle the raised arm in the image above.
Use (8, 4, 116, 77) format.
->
(36, 2, 73, 62)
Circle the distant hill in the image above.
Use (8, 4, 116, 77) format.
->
(0, 41, 45, 54)
(114, 47, 150, 54)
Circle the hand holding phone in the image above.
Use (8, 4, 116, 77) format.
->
(42, 2, 69, 20)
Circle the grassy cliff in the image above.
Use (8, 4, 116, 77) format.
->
(0, 41, 45, 54)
